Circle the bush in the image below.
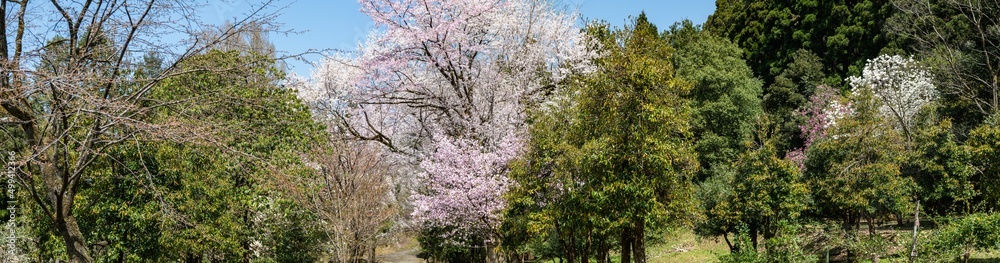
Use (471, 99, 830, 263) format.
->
(719, 223, 816, 263)
(920, 213, 1000, 261)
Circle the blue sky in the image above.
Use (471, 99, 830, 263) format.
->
(259, 0, 717, 76)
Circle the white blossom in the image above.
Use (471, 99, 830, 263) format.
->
(848, 54, 938, 132)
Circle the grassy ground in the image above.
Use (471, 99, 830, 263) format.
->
(379, 228, 1000, 263)
(540, 229, 730, 263)
(647, 230, 729, 262)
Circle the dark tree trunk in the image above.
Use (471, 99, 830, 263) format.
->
(631, 222, 645, 263)
(724, 232, 736, 253)
(763, 217, 775, 241)
(43, 162, 93, 263)
(620, 228, 632, 263)
(56, 210, 93, 263)
(596, 235, 609, 263)
(566, 231, 577, 263)
(868, 214, 876, 236)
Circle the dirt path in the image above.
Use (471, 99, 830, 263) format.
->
(377, 247, 421, 263)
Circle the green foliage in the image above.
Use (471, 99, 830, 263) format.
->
(764, 49, 828, 152)
(804, 89, 915, 230)
(668, 20, 764, 182)
(706, 0, 893, 86)
(26, 50, 331, 262)
(706, 0, 893, 154)
(718, 223, 815, 263)
(504, 13, 699, 261)
(966, 115, 1000, 211)
(575, 9, 701, 237)
(696, 117, 809, 251)
(909, 119, 977, 215)
(923, 213, 1000, 261)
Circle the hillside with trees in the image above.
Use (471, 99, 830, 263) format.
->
(1, 0, 998, 262)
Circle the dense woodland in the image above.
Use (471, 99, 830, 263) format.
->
(1, 0, 999, 262)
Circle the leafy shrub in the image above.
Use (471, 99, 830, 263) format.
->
(719, 223, 816, 263)
(920, 213, 1000, 261)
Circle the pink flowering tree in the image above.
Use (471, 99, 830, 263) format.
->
(788, 85, 852, 168)
(412, 132, 524, 244)
(293, 0, 594, 253)
(297, 0, 595, 153)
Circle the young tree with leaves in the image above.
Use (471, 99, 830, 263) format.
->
(505, 14, 699, 263)
(668, 20, 764, 182)
(804, 88, 916, 238)
(699, 118, 809, 253)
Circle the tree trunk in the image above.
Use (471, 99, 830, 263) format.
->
(909, 200, 921, 262)
(762, 217, 775, 241)
(57, 211, 94, 263)
(566, 231, 577, 263)
(868, 214, 876, 237)
(631, 222, 645, 263)
(723, 232, 736, 253)
(596, 235, 609, 263)
(620, 228, 631, 263)
(44, 161, 93, 263)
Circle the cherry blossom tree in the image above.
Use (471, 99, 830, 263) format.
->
(297, 0, 595, 153)
(295, 0, 594, 255)
(411, 131, 524, 245)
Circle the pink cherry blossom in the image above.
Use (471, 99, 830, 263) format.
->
(411, 131, 524, 242)
(294, 0, 595, 242)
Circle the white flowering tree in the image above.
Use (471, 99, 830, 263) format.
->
(847, 54, 941, 260)
(848, 54, 938, 137)
(295, 0, 594, 256)
(298, 0, 594, 152)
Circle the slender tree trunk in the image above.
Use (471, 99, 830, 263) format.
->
(723, 232, 736, 253)
(596, 235, 609, 263)
(620, 228, 631, 263)
(762, 217, 775, 241)
(909, 200, 921, 262)
(868, 214, 876, 237)
(567, 231, 577, 263)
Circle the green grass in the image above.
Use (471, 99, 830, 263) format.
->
(647, 230, 729, 263)
(540, 230, 730, 263)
